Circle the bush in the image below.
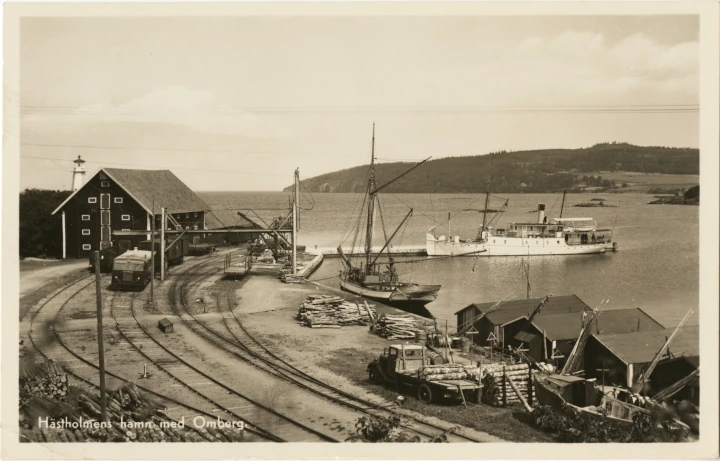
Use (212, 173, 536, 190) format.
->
(19, 189, 71, 258)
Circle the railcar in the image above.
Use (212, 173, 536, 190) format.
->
(111, 250, 153, 291)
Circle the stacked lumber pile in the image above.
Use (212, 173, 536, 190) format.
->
(296, 295, 377, 328)
(397, 364, 482, 381)
(19, 380, 246, 443)
(482, 363, 532, 405)
(375, 314, 432, 340)
(20, 360, 68, 408)
(279, 272, 306, 284)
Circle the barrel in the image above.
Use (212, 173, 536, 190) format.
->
(416, 331, 427, 343)
(461, 337, 471, 353)
(427, 351, 445, 365)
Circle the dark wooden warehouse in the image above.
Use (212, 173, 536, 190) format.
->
(509, 307, 666, 363)
(454, 295, 591, 349)
(583, 325, 699, 393)
(51, 167, 210, 259)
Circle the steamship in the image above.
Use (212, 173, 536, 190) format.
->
(426, 199, 618, 257)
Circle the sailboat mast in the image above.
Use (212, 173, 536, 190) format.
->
(365, 124, 377, 269)
(481, 181, 490, 233)
(560, 189, 566, 218)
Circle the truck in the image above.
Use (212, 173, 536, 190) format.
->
(366, 344, 483, 404)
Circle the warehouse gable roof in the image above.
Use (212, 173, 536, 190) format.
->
(592, 325, 699, 365)
(52, 168, 210, 215)
(594, 308, 665, 334)
(456, 295, 591, 325)
(204, 209, 262, 230)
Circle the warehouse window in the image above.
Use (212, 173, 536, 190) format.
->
(81, 214, 90, 221)
(186, 213, 189, 218)
(114, 197, 123, 203)
(82, 244, 91, 250)
(82, 229, 91, 235)
(194, 212, 197, 217)
(121, 215, 130, 221)
(122, 229, 130, 231)
(101, 181, 110, 187)
(88, 197, 97, 204)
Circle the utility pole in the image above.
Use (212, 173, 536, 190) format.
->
(160, 208, 165, 282)
(93, 252, 107, 422)
(292, 168, 299, 275)
(150, 199, 155, 303)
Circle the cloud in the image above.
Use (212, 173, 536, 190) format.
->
(24, 86, 287, 138)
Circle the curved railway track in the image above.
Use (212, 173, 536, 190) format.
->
(167, 256, 486, 443)
(112, 286, 338, 442)
(24, 274, 277, 442)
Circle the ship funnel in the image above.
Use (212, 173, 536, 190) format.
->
(537, 204, 546, 224)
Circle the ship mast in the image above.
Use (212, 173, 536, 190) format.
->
(559, 189, 567, 218)
(481, 179, 490, 235)
(365, 124, 377, 271)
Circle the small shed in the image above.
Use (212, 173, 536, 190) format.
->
(510, 308, 666, 364)
(455, 295, 590, 349)
(158, 318, 174, 333)
(584, 325, 699, 391)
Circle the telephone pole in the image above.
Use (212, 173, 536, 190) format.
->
(93, 251, 107, 422)
(150, 199, 155, 303)
(292, 168, 299, 275)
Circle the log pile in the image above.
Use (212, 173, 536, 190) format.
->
(296, 295, 377, 328)
(20, 360, 68, 408)
(279, 272, 306, 284)
(482, 363, 532, 405)
(397, 364, 482, 381)
(374, 314, 431, 340)
(19, 380, 246, 443)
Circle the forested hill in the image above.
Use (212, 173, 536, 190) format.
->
(285, 143, 698, 194)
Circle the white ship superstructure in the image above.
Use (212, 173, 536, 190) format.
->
(427, 201, 618, 257)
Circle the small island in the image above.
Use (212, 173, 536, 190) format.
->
(573, 201, 618, 208)
(648, 185, 699, 205)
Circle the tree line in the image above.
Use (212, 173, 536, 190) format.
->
(287, 142, 698, 194)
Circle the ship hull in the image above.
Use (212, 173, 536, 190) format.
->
(426, 233, 616, 257)
(339, 279, 439, 304)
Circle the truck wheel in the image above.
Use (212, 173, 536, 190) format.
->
(369, 368, 380, 383)
(418, 384, 433, 403)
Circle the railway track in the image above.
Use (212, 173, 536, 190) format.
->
(24, 274, 277, 442)
(167, 257, 486, 443)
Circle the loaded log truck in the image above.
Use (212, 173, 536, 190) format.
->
(367, 344, 483, 404)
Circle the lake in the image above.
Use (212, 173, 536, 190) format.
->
(199, 191, 699, 329)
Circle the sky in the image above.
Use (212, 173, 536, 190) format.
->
(19, 15, 699, 191)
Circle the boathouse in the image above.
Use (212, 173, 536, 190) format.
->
(510, 308, 666, 363)
(454, 295, 591, 349)
(583, 325, 699, 394)
(51, 160, 210, 259)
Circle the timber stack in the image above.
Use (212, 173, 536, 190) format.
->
(482, 363, 533, 406)
(20, 381, 246, 443)
(279, 271, 306, 284)
(374, 314, 432, 340)
(296, 295, 377, 328)
(20, 360, 68, 407)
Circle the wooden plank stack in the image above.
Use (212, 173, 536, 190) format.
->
(20, 360, 68, 408)
(279, 272, 306, 284)
(482, 363, 532, 405)
(296, 295, 377, 328)
(19, 379, 247, 443)
(375, 314, 432, 340)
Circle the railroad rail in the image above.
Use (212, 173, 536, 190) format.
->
(23, 275, 277, 442)
(167, 258, 487, 443)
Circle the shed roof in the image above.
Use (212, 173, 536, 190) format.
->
(52, 168, 210, 215)
(594, 308, 665, 334)
(592, 325, 699, 366)
(457, 295, 591, 326)
(530, 311, 587, 341)
(204, 209, 262, 230)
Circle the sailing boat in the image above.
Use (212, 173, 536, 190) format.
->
(427, 189, 619, 256)
(337, 125, 441, 308)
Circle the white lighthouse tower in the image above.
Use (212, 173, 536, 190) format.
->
(71, 156, 86, 191)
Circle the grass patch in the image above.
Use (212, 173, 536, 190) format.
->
(319, 348, 553, 442)
(20, 268, 91, 321)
